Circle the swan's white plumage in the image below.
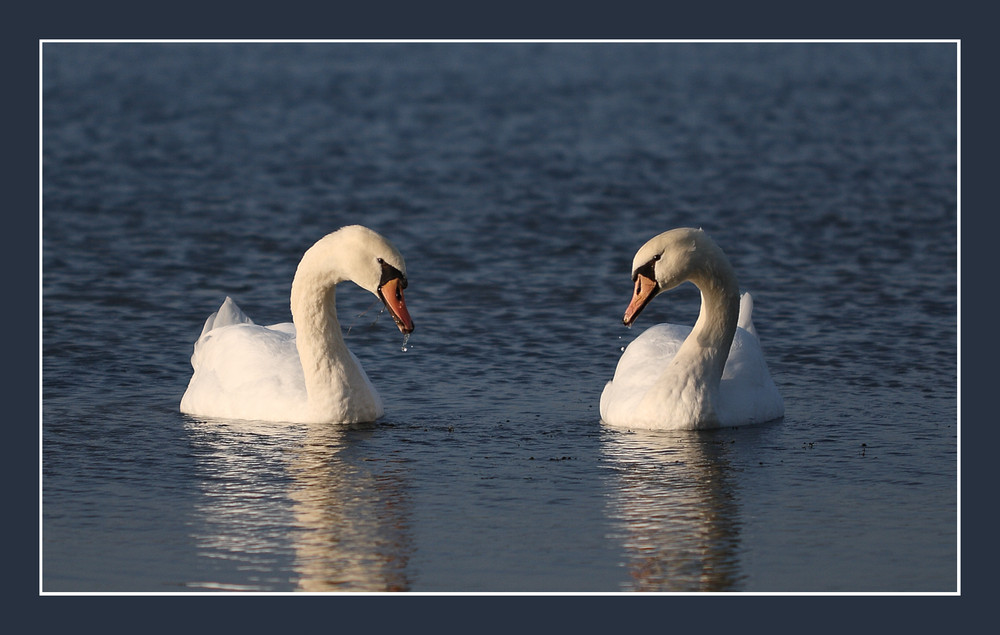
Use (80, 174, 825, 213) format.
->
(600, 228, 783, 430)
(180, 225, 412, 424)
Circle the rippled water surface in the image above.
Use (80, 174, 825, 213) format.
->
(41, 42, 957, 593)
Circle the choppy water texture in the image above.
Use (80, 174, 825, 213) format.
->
(42, 42, 957, 593)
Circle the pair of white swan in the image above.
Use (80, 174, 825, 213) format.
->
(180, 225, 783, 429)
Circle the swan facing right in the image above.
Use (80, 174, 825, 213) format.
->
(180, 225, 414, 425)
(600, 227, 784, 430)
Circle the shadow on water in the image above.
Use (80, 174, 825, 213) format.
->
(600, 427, 744, 592)
(183, 417, 413, 592)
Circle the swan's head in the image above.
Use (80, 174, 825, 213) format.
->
(623, 227, 731, 327)
(297, 225, 414, 334)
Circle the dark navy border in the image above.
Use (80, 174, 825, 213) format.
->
(17, 1, 985, 629)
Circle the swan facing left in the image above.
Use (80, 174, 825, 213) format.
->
(600, 227, 784, 430)
(180, 225, 415, 424)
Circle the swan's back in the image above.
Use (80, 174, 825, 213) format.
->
(180, 297, 383, 423)
(181, 304, 312, 422)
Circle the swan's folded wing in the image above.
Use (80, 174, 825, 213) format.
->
(199, 296, 255, 338)
(182, 322, 308, 420)
(719, 327, 784, 423)
(737, 292, 757, 339)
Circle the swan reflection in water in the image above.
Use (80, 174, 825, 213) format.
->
(601, 428, 744, 591)
(184, 418, 413, 592)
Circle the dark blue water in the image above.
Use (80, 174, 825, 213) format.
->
(42, 42, 957, 593)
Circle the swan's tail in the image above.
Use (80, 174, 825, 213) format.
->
(738, 292, 758, 339)
(199, 296, 254, 338)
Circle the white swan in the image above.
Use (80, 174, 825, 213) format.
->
(600, 227, 784, 430)
(180, 225, 414, 424)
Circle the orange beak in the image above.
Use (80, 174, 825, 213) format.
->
(623, 273, 658, 327)
(378, 278, 414, 334)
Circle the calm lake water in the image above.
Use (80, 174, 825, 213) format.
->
(41, 41, 957, 593)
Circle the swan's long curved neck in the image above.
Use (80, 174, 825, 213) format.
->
(671, 266, 741, 389)
(290, 267, 370, 415)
